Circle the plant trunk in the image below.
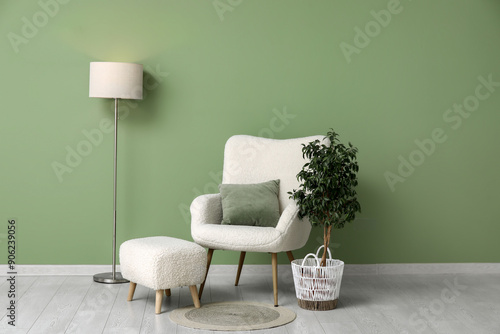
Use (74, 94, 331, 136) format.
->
(321, 224, 332, 266)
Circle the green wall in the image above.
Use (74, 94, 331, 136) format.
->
(1, 0, 500, 265)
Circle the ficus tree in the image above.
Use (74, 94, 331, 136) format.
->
(289, 130, 361, 267)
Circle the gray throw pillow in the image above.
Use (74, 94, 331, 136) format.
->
(219, 179, 280, 227)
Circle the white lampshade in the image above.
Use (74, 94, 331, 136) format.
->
(89, 62, 143, 100)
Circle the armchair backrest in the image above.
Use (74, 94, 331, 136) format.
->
(222, 135, 325, 213)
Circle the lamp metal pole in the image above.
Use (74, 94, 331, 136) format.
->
(93, 98, 129, 284)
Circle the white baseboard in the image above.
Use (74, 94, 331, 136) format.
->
(14, 265, 122, 276)
(7, 263, 500, 276)
(344, 263, 500, 275)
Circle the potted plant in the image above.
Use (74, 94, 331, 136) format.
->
(289, 129, 361, 311)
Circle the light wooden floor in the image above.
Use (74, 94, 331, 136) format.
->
(1, 267, 499, 334)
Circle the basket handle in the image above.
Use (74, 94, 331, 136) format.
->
(315, 245, 332, 260)
(301, 253, 320, 267)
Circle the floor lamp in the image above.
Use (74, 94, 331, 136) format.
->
(89, 62, 143, 284)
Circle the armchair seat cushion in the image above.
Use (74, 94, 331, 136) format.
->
(192, 224, 284, 252)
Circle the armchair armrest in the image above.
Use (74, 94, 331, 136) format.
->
(190, 193, 223, 228)
(275, 201, 307, 233)
(274, 201, 312, 251)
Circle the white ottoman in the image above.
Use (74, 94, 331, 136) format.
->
(119, 236, 207, 314)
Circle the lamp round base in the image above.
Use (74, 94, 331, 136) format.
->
(93, 272, 129, 284)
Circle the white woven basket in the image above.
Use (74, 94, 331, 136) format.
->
(291, 246, 344, 302)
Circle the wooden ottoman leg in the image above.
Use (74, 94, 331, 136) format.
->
(127, 282, 137, 301)
(165, 289, 171, 297)
(155, 290, 164, 314)
(189, 285, 201, 308)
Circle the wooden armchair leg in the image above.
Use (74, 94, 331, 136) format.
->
(235, 251, 246, 286)
(165, 289, 171, 297)
(271, 253, 278, 307)
(127, 282, 137, 301)
(286, 251, 294, 262)
(198, 248, 214, 299)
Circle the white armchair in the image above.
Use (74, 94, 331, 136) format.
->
(191, 134, 323, 306)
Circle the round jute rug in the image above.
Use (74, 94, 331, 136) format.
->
(170, 301, 296, 331)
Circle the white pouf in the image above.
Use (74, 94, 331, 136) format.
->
(119, 236, 207, 314)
